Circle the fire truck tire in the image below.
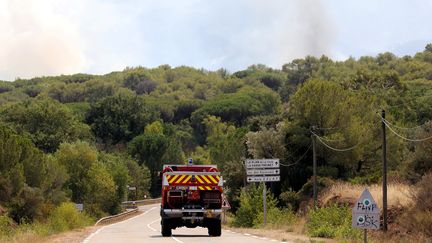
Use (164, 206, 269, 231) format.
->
(208, 219, 221, 236)
(161, 219, 172, 237)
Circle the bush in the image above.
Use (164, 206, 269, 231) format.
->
(233, 184, 296, 229)
(233, 184, 277, 227)
(0, 215, 15, 238)
(47, 202, 93, 233)
(306, 204, 361, 239)
(279, 189, 300, 211)
(399, 172, 432, 236)
(253, 207, 296, 229)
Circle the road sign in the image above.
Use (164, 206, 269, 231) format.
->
(245, 159, 279, 169)
(352, 188, 380, 230)
(128, 186, 136, 190)
(222, 195, 231, 210)
(246, 169, 280, 175)
(247, 175, 280, 182)
(75, 203, 83, 212)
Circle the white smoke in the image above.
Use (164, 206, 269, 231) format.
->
(130, 0, 336, 71)
(0, 0, 336, 80)
(0, 0, 87, 80)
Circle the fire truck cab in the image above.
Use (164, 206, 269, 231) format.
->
(160, 164, 223, 237)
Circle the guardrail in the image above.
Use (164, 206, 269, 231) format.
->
(95, 208, 140, 226)
(95, 198, 161, 226)
(121, 198, 161, 208)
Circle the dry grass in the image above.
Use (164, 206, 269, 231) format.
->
(320, 182, 414, 210)
(2, 226, 98, 243)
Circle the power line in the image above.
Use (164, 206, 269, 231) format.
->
(314, 126, 341, 131)
(314, 134, 347, 142)
(311, 131, 359, 152)
(280, 145, 312, 167)
(382, 119, 432, 142)
(382, 117, 429, 130)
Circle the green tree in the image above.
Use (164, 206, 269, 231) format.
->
(83, 162, 116, 216)
(128, 132, 169, 197)
(99, 152, 130, 212)
(204, 116, 247, 205)
(55, 141, 98, 203)
(86, 93, 158, 144)
(123, 157, 151, 200)
(1, 98, 92, 153)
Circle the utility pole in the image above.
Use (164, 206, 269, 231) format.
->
(311, 126, 317, 208)
(381, 109, 388, 231)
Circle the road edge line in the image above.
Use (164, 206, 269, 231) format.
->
(81, 206, 157, 243)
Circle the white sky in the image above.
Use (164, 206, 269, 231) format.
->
(1, 0, 432, 80)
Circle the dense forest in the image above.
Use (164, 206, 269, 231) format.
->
(1, 44, 432, 227)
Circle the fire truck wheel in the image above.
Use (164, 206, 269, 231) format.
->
(208, 219, 221, 236)
(161, 219, 172, 237)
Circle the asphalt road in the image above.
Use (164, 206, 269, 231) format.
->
(82, 204, 288, 243)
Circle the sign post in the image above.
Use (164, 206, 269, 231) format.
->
(245, 159, 280, 226)
(221, 194, 231, 224)
(352, 188, 381, 243)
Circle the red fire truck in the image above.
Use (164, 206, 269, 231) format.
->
(160, 164, 223, 237)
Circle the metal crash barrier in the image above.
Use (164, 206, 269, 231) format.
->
(95, 198, 161, 226)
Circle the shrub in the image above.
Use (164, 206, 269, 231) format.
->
(0, 215, 15, 238)
(233, 183, 278, 228)
(279, 189, 300, 211)
(233, 184, 297, 229)
(399, 172, 432, 236)
(253, 207, 297, 229)
(47, 202, 93, 233)
(306, 204, 361, 239)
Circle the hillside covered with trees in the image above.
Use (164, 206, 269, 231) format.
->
(1, 44, 432, 237)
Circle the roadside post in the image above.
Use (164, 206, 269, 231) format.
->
(128, 185, 137, 200)
(352, 188, 380, 243)
(245, 159, 280, 226)
(221, 194, 231, 224)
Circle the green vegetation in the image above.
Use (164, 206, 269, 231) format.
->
(1, 45, 432, 240)
(233, 183, 296, 229)
(306, 204, 361, 239)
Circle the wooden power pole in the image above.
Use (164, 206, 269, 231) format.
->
(381, 109, 388, 231)
(311, 126, 317, 208)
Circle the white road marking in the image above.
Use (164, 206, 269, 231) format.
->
(146, 218, 160, 232)
(81, 206, 157, 243)
(244, 233, 251, 236)
(171, 236, 184, 243)
(147, 214, 183, 243)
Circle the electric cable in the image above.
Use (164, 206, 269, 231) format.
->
(382, 119, 432, 142)
(381, 117, 429, 130)
(280, 145, 312, 167)
(311, 131, 359, 152)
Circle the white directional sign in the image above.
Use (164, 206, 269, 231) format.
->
(352, 188, 380, 230)
(246, 169, 280, 175)
(247, 176, 280, 182)
(245, 159, 279, 169)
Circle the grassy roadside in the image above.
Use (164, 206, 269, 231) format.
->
(0, 203, 94, 243)
(227, 177, 432, 243)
